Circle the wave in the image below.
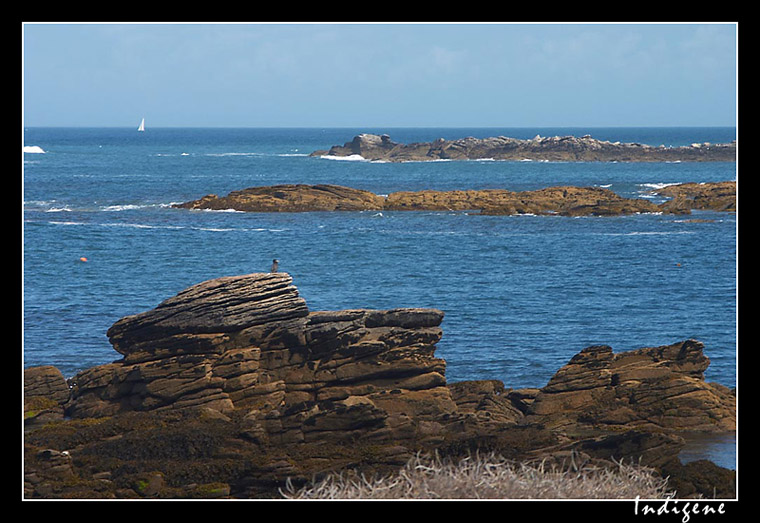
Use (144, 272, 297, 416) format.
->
(639, 182, 681, 190)
(31, 219, 285, 233)
(26, 201, 187, 213)
(204, 152, 265, 157)
(101, 204, 150, 212)
(320, 154, 367, 162)
(597, 231, 696, 236)
(45, 220, 85, 226)
(24, 146, 46, 154)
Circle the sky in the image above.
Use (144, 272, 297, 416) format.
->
(22, 22, 738, 128)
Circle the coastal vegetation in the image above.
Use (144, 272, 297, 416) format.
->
(282, 451, 673, 500)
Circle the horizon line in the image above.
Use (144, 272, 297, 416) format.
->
(23, 124, 738, 129)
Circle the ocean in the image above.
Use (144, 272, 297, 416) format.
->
(22, 126, 737, 468)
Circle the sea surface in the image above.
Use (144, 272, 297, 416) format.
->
(23, 127, 737, 469)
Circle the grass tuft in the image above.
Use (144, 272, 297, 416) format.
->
(281, 451, 674, 500)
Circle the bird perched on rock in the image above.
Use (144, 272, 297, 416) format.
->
(270, 259, 279, 273)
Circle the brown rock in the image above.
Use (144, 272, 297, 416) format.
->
(23, 273, 736, 499)
(67, 273, 455, 448)
(527, 340, 735, 434)
(106, 272, 308, 354)
(175, 182, 735, 216)
(656, 181, 736, 213)
(174, 184, 385, 212)
(24, 366, 70, 428)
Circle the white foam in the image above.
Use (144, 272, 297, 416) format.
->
(101, 223, 160, 229)
(205, 152, 264, 157)
(320, 154, 366, 162)
(48, 220, 84, 226)
(598, 230, 696, 236)
(639, 182, 680, 190)
(101, 204, 147, 212)
(197, 208, 245, 213)
(24, 145, 45, 154)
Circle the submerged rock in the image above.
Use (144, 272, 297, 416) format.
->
(24, 272, 736, 499)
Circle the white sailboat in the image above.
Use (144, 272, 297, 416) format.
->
(137, 118, 145, 132)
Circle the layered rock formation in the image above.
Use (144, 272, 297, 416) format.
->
(525, 341, 736, 434)
(310, 133, 737, 163)
(24, 273, 735, 499)
(175, 181, 736, 217)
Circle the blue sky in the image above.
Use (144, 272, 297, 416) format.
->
(22, 22, 737, 127)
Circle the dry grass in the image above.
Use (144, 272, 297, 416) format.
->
(281, 451, 673, 500)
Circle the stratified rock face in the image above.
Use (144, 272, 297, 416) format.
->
(67, 273, 735, 440)
(106, 273, 309, 352)
(69, 273, 456, 445)
(527, 340, 736, 433)
(312, 134, 737, 163)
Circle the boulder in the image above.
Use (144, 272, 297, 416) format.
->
(24, 366, 70, 429)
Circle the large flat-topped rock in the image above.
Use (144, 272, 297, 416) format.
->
(174, 184, 385, 212)
(106, 273, 308, 353)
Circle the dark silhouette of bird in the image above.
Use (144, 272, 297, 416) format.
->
(270, 259, 279, 273)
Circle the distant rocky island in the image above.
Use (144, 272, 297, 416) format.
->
(309, 133, 737, 163)
(25, 272, 735, 499)
(175, 181, 736, 217)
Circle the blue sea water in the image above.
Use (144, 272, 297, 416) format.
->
(23, 127, 737, 469)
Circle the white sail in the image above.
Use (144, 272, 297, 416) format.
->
(138, 118, 145, 132)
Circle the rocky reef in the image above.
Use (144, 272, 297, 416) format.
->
(175, 181, 736, 217)
(176, 184, 385, 213)
(24, 273, 735, 499)
(175, 181, 736, 216)
(310, 133, 736, 163)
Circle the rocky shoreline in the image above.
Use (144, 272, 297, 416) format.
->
(309, 133, 737, 163)
(24, 273, 736, 499)
(175, 181, 736, 216)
